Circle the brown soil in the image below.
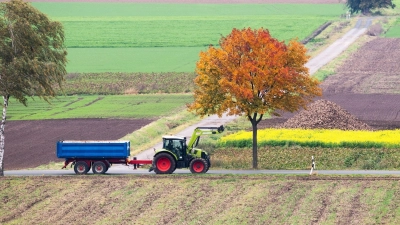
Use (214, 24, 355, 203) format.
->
(1, 176, 400, 224)
(3, 118, 153, 170)
(321, 38, 400, 94)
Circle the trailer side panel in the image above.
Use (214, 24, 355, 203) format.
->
(57, 140, 130, 158)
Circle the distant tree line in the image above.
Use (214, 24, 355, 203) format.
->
(346, 0, 396, 14)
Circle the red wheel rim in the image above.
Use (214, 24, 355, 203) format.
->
(77, 165, 85, 172)
(192, 161, 204, 173)
(157, 157, 171, 172)
(96, 165, 103, 172)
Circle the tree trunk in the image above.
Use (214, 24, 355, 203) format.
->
(252, 120, 258, 169)
(248, 113, 263, 169)
(0, 95, 9, 176)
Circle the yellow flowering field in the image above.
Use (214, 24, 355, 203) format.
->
(218, 129, 400, 148)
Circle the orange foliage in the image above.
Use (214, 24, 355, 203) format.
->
(188, 28, 322, 118)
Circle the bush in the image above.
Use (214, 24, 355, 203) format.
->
(367, 23, 383, 36)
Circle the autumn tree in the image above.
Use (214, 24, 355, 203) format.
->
(188, 28, 321, 169)
(0, 0, 67, 176)
(346, 0, 395, 14)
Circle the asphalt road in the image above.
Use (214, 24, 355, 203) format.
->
(6, 165, 400, 176)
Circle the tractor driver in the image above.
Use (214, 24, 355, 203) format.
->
(172, 139, 183, 159)
(165, 139, 183, 159)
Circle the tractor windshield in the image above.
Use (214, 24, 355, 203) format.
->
(163, 138, 185, 159)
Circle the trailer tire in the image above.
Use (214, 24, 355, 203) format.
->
(153, 153, 176, 174)
(92, 161, 107, 174)
(74, 161, 90, 175)
(189, 158, 208, 174)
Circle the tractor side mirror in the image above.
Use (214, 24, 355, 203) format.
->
(218, 125, 224, 133)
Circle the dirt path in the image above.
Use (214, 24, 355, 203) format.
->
(306, 17, 373, 75)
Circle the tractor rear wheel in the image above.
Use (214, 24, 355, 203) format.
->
(154, 153, 176, 174)
(92, 161, 107, 174)
(205, 157, 211, 172)
(74, 161, 89, 175)
(189, 158, 208, 174)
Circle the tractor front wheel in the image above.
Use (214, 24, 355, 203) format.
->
(153, 153, 176, 174)
(189, 158, 208, 174)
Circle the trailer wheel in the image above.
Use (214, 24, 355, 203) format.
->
(153, 153, 176, 174)
(92, 161, 107, 174)
(74, 161, 89, 175)
(189, 158, 208, 174)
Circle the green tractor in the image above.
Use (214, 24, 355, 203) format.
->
(149, 125, 224, 174)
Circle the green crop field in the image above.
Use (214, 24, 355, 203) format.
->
(66, 47, 203, 73)
(385, 17, 400, 37)
(32, 3, 346, 73)
(382, 0, 400, 37)
(6, 94, 193, 120)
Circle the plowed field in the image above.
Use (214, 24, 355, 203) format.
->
(321, 38, 400, 94)
(4, 119, 152, 170)
(2, 176, 400, 225)
(260, 37, 400, 130)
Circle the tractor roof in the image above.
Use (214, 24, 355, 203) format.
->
(162, 135, 186, 140)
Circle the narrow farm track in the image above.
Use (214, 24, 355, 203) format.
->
(306, 17, 373, 75)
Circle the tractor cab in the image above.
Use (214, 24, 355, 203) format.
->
(150, 125, 224, 174)
(162, 135, 186, 160)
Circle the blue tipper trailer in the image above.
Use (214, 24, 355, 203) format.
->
(57, 140, 152, 174)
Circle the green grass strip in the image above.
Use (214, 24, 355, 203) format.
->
(7, 94, 193, 120)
